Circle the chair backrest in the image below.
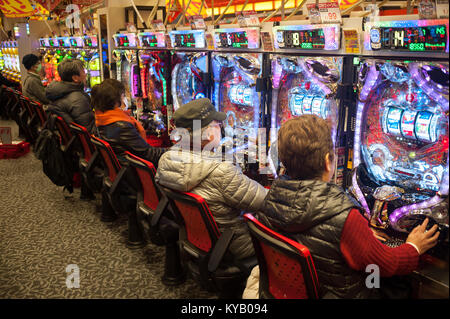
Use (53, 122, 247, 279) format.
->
(91, 135, 122, 182)
(243, 213, 320, 299)
(30, 101, 47, 127)
(160, 187, 221, 253)
(70, 122, 96, 163)
(124, 151, 161, 211)
(51, 115, 73, 147)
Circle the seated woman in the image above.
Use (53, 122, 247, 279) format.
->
(250, 115, 439, 299)
(155, 98, 268, 261)
(91, 81, 166, 168)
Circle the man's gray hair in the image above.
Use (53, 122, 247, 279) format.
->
(57, 58, 85, 82)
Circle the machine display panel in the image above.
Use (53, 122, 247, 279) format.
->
(169, 30, 205, 49)
(138, 32, 166, 48)
(214, 28, 260, 49)
(273, 24, 340, 50)
(365, 19, 449, 52)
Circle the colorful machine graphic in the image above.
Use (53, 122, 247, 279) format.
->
(349, 60, 449, 237)
(212, 52, 262, 145)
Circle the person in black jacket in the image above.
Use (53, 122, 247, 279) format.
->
(92, 80, 166, 168)
(45, 59, 96, 133)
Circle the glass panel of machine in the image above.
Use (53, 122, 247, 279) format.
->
(359, 61, 448, 194)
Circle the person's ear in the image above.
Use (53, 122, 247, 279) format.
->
(325, 153, 332, 173)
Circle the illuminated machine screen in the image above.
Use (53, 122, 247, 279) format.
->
(273, 24, 340, 50)
(270, 56, 341, 135)
(114, 33, 137, 48)
(214, 28, 260, 49)
(84, 36, 98, 48)
(138, 32, 165, 48)
(69, 37, 84, 48)
(350, 59, 449, 235)
(169, 30, 205, 49)
(365, 19, 449, 52)
(211, 52, 262, 149)
(171, 52, 208, 113)
(48, 38, 59, 48)
(57, 37, 70, 48)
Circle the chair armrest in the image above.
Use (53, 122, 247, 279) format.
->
(207, 229, 234, 273)
(150, 196, 169, 229)
(63, 135, 77, 153)
(109, 165, 129, 199)
(85, 150, 100, 173)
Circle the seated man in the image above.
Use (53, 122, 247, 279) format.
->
(21, 54, 49, 105)
(45, 59, 95, 134)
(92, 80, 166, 168)
(251, 115, 439, 299)
(155, 98, 268, 261)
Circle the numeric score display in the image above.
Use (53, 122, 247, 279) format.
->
(371, 25, 447, 52)
(174, 33, 196, 47)
(277, 29, 326, 49)
(141, 34, 158, 47)
(114, 35, 130, 47)
(217, 31, 249, 48)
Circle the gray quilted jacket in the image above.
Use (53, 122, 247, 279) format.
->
(155, 148, 268, 259)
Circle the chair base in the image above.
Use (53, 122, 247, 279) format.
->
(162, 271, 186, 287)
(126, 240, 146, 249)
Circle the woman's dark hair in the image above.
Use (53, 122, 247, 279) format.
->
(278, 114, 335, 180)
(102, 78, 126, 96)
(91, 82, 122, 112)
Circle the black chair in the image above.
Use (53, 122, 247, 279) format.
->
(125, 151, 185, 285)
(243, 213, 321, 299)
(159, 186, 257, 297)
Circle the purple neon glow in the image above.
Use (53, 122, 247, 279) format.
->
(352, 170, 370, 217)
(389, 195, 445, 231)
(301, 60, 331, 96)
(354, 62, 380, 168)
(410, 63, 449, 111)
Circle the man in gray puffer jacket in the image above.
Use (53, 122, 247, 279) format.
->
(45, 59, 95, 134)
(156, 98, 268, 260)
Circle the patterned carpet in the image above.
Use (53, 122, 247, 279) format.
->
(0, 122, 216, 299)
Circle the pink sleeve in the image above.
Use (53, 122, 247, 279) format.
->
(340, 209, 419, 277)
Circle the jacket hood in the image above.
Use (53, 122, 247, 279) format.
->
(156, 148, 223, 192)
(262, 177, 360, 233)
(45, 81, 84, 101)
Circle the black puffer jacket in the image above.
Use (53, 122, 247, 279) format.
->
(97, 121, 167, 168)
(45, 81, 95, 133)
(258, 176, 376, 299)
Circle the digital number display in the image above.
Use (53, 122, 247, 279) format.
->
(376, 25, 447, 51)
(115, 35, 130, 47)
(277, 29, 326, 49)
(174, 33, 196, 47)
(84, 37, 92, 47)
(39, 39, 46, 47)
(48, 38, 58, 47)
(217, 31, 248, 48)
(141, 34, 158, 47)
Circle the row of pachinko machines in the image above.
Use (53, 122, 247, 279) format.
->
(110, 18, 449, 255)
(38, 35, 102, 91)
